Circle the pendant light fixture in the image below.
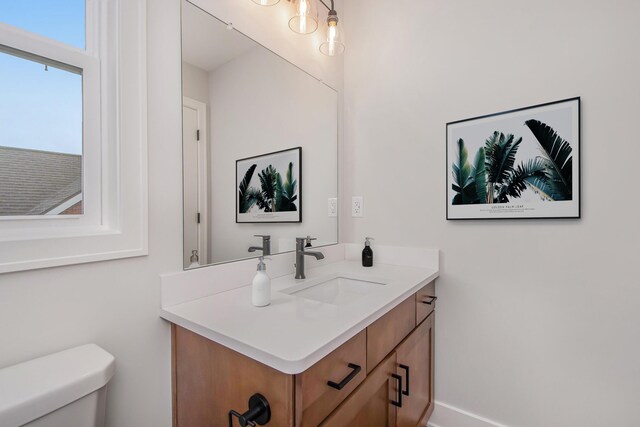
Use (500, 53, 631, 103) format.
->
(249, 0, 345, 56)
(318, 1, 344, 56)
(288, 0, 319, 35)
(251, 0, 280, 6)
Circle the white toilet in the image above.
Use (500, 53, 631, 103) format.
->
(0, 344, 115, 427)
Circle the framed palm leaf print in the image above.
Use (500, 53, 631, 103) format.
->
(236, 147, 302, 223)
(446, 98, 580, 220)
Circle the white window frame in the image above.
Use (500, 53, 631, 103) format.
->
(0, 0, 148, 273)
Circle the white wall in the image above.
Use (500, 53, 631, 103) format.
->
(182, 62, 210, 105)
(0, 1, 343, 427)
(208, 46, 338, 264)
(343, 0, 640, 426)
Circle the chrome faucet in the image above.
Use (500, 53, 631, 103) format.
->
(248, 235, 271, 255)
(295, 237, 325, 279)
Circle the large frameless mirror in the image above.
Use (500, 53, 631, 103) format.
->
(181, 1, 338, 269)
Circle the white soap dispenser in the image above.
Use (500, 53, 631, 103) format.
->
(252, 256, 271, 307)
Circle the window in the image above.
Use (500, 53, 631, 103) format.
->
(0, 0, 148, 273)
(0, 49, 84, 216)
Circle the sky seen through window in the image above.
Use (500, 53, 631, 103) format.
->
(0, 1, 85, 155)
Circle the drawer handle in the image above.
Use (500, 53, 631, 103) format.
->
(327, 363, 361, 390)
(421, 296, 438, 305)
(399, 364, 410, 396)
(391, 373, 403, 407)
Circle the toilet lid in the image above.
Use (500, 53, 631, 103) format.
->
(0, 344, 115, 427)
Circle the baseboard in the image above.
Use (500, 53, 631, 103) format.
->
(427, 401, 508, 427)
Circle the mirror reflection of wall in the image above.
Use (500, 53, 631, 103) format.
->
(182, 1, 338, 269)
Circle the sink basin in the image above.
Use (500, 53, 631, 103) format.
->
(286, 276, 387, 306)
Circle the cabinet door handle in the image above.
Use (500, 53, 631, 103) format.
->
(391, 373, 403, 407)
(421, 296, 437, 305)
(399, 364, 410, 396)
(327, 363, 361, 390)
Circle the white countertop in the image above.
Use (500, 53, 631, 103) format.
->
(161, 260, 438, 374)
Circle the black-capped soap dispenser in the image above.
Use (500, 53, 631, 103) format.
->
(362, 237, 374, 267)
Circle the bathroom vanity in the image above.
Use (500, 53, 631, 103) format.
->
(161, 246, 439, 427)
(171, 282, 435, 426)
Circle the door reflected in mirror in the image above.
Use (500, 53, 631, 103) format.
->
(181, 1, 338, 269)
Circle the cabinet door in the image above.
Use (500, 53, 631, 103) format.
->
(320, 353, 398, 427)
(396, 314, 434, 427)
(296, 331, 367, 427)
(367, 297, 416, 374)
(172, 325, 295, 427)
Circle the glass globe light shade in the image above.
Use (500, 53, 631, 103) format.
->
(319, 12, 345, 56)
(251, 0, 280, 6)
(289, 0, 319, 34)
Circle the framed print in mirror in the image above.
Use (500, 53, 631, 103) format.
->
(447, 97, 580, 220)
(237, 147, 302, 223)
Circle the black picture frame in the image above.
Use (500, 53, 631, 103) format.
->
(445, 97, 582, 221)
(236, 147, 302, 223)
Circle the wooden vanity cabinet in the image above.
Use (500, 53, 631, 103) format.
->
(319, 309, 435, 427)
(415, 280, 436, 325)
(172, 326, 295, 427)
(171, 280, 436, 427)
(396, 314, 435, 426)
(296, 331, 367, 426)
(320, 354, 398, 427)
(366, 297, 416, 374)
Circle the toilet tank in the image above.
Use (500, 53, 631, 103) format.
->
(0, 344, 115, 427)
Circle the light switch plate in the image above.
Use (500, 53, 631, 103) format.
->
(352, 196, 364, 217)
(328, 198, 337, 217)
